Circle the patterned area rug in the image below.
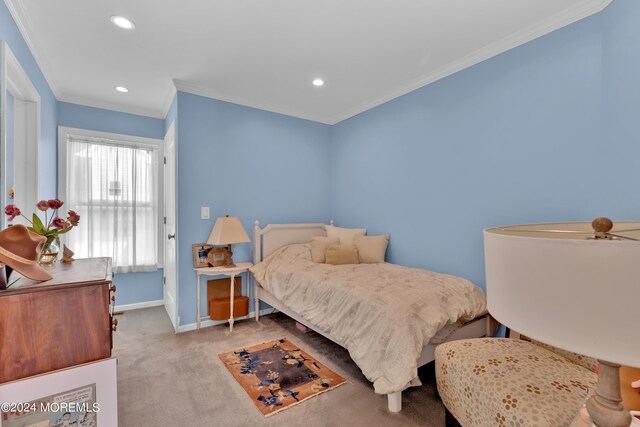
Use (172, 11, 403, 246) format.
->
(219, 338, 347, 416)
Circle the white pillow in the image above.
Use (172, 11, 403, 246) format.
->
(310, 236, 340, 263)
(325, 225, 366, 246)
(353, 234, 389, 264)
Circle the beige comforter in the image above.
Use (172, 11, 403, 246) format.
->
(250, 243, 487, 395)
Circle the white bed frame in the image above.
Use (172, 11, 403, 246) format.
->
(252, 221, 491, 412)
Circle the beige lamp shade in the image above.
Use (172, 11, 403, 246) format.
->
(484, 221, 640, 368)
(207, 216, 251, 246)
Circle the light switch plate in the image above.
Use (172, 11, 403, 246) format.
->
(201, 207, 210, 219)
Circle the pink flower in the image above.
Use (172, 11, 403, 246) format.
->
(67, 210, 80, 227)
(51, 217, 71, 229)
(48, 199, 64, 210)
(4, 204, 21, 221)
(36, 200, 50, 211)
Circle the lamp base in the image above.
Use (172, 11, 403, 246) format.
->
(223, 245, 236, 268)
(586, 360, 632, 427)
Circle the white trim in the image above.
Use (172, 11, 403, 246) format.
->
(163, 120, 178, 331)
(57, 126, 165, 268)
(160, 84, 178, 119)
(3, 0, 61, 98)
(177, 308, 273, 333)
(1, 42, 41, 229)
(58, 126, 164, 151)
(114, 299, 164, 312)
(328, 0, 613, 124)
(1, 43, 7, 230)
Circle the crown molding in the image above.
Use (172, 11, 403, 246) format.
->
(327, 0, 612, 125)
(4, 0, 62, 98)
(172, 79, 333, 125)
(5, 0, 611, 125)
(160, 84, 177, 118)
(57, 92, 167, 119)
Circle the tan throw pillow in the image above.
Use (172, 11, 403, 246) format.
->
(310, 236, 340, 263)
(325, 225, 366, 246)
(353, 234, 389, 263)
(325, 245, 360, 265)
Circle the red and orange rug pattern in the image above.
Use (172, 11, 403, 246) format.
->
(219, 338, 347, 416)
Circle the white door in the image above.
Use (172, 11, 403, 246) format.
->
(163, 121, 178, 331)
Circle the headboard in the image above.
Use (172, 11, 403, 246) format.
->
(253, 221, 333, 263)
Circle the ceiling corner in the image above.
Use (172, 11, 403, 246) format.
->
(4, 0, 62, 99)
(172, 79, 333, 124)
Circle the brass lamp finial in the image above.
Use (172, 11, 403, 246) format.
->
(592, 217, 614, 239)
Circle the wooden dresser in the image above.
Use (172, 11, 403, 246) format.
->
(0, 257, 116, 383)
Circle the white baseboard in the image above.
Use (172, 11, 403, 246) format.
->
(177, 308, 276, 333)
(113, 299, 164, 312)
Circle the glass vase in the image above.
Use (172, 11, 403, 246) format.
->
(39, 238, 60, 265)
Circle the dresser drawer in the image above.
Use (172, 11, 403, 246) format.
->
(0, 258, 113, 383)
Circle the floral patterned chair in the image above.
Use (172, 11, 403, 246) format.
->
(435, 337, 598, 427)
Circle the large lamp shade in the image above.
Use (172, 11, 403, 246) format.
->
(484, 221, 640, 368)
(484, 219, 640, 427)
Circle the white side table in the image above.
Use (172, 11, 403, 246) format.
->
(193, 262, 253, 332)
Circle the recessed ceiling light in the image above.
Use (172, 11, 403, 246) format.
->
(312, 78, 324, 87)
(115, 86, 129, 93)
(110, 15, 135, 30)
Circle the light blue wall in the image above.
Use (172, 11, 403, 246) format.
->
(330, 1, 639, 290)
(601, 0, 640, 164)
(58, 101, 166, 306)
(113, 270, 165, 306)
(175, 91, 331, 325)
(58, 102, 164, 139)
(1, 0, 57, 199)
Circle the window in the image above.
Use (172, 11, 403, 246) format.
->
(58, 127, 163, 273)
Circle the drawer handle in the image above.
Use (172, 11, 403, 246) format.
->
(112, 318, 118, 331)
(110, 285, 117, 292)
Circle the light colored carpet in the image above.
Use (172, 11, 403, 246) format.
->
(113, 307, 445, 426)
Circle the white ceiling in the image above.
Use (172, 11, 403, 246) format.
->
(6, 0, 610, 124)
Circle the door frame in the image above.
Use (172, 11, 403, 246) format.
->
(0, 42, 40, 228)
(163, 120, 178, 331)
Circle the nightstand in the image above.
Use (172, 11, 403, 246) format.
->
(194, 262, 253, 332)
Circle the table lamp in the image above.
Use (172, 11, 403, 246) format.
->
(484, 218, 640, 427)
(206, 214, 250, 267)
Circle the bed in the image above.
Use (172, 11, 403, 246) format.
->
(250, 221, 491, 412)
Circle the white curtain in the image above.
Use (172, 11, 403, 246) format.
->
(66, 136, 159, 273)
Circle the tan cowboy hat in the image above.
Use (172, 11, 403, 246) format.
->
(0, 224, 53, 281)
